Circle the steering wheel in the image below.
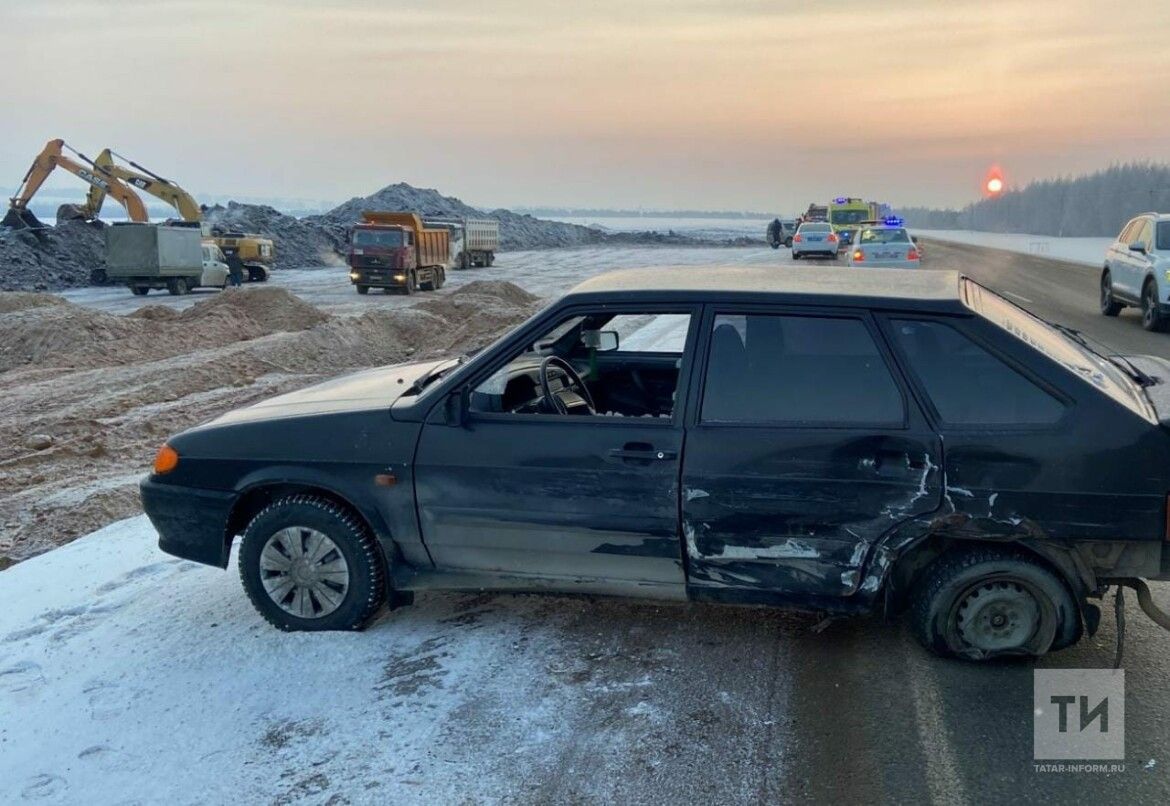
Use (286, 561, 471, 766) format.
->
(539, 356, 597, 415)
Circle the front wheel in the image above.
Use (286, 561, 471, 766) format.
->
(239, 495, 386, 631)
(909, 547, 1079, 660)
(784, 237, 793, 248)
(355, 284, 369, 295)
(1141, 280, 1167, 332)
(1100, 270, 1123, 316)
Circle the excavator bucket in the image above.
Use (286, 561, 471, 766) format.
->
(1, 206, 46, 231)
(55, 203, 93, 225)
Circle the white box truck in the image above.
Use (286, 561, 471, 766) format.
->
(424, 217, 499, 268)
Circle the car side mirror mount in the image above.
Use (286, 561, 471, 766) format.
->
(446, 387, 470, 427)
(582, 329, 619, 352)
(1130, 242, 1147, 254)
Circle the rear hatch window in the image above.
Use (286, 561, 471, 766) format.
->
(961, 279, 1155, 422)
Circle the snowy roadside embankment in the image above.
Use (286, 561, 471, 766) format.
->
(915, 229, 1112, 267)
(0, 515, 794, 804)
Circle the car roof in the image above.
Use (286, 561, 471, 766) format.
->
(564, 267, 966, 310)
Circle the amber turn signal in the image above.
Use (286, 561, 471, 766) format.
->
(153, 444, 179, 475)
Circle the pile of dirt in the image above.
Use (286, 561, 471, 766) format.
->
(0, 281, 542, 565)
(0, 220, 107, 292)
(202, 202, 348, 270)
(0, 286, 330, 373)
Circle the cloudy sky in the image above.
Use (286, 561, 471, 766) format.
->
(4, 0, 1169, 212)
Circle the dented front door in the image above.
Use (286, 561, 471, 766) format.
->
(681, 309, 943, 600)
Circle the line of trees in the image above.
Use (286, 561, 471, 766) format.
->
(900, 162, 1170, 236)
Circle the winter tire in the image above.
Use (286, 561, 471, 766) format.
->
(239, 495, 386, 631)
(1141, 279, 1166, 332)
(909, 546, 1079, 660)
(1099, 270, 1122, 316)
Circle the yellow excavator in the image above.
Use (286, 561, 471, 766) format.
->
(85, 149, 276, 282)
(2, 139, 149, 230)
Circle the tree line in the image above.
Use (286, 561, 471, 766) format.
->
(898, 162, 1170, 236)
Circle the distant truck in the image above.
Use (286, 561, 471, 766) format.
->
(804, 203, 828, 222)
(105, 223, 227, 296)
(348, 211, 449, 295)
(424, 217, 499, 268)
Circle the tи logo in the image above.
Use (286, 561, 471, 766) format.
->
(1034, 670, 1124, 760)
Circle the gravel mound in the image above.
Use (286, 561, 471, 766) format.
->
(202, 202, 348, 271)
(0, 221, 107, 292)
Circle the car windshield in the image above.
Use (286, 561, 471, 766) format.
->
(352, 229, 403, 247)
(1158, 221, 1170, 251)
(961, 279, 1154, 420)
(859, 227, 910, 244)
(800, 223, 831, 232)
(830, 210, 868, 225)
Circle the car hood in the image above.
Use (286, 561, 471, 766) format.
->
(205, 359, 452, 426)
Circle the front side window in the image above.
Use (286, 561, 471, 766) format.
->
(890, 319, 1064, 426)
(470, 310, 692, 418)
(701, 314, 903, 425)
(1157, 221, 1170, 251)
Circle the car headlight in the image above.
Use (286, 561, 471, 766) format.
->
(1164, 269, 1170, 282)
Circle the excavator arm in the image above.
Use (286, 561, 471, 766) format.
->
(3, 139, 149, 229)
(85, 149, 202, 223)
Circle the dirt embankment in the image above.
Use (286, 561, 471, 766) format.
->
(0, 281, 541, 567)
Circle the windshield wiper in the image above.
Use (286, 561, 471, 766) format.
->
(1044, 320, 1157, 387)
(1107, 354, 1158, 388)
(406, 356, 469, 395)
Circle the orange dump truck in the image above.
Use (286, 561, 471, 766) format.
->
(347, 211, 449, 295)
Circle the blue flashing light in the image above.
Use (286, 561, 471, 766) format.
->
(883, 215, 905, 227)
(833, 197, 848, 204)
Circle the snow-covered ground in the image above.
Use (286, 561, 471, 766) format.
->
(916, 229, 1112, 267)
(0, 516, 794, 804)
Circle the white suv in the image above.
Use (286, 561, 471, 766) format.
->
(1101, 213, 1170, 331)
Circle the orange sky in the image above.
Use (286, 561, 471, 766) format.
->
(4, 0, 1170, 211)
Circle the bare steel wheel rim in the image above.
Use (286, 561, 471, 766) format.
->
(259, 526, 350, 618)
(955, 580, 1040, 653)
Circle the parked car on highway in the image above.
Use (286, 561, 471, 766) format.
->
(848, 224, 921, 268)
(1100, 212, 1170, 331)
(142, 267, 1170, 661)
(791, 221, 838, 260)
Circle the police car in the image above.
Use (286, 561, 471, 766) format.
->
(847, 218, 921, 268)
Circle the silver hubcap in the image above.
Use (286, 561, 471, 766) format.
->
(956, 581, 1039, 652)
(260, 527, 350, 618)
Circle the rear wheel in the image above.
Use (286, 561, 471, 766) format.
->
(238, 495, 386, 631)
(784, 237, 793, 248)
(167, 277, 189, 296)
(792, 252, 802, 260)
(130, 285, 149, 296)
(1100, 270, 1123, 316)
(433, 266, 445, 289)
(247, 266, 269, 283)
(486, 252, 495, 266)
(909, 547, 1079, 660)
(1141, 279, 1166, 332)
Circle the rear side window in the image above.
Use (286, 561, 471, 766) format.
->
(890, 319, 1063, 426)
(702, 314, 903, 425)
(1158, 221, 1170, 251)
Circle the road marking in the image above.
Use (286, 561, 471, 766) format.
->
(904, 634, 969, 806)
(1002, 291, 1033, 304)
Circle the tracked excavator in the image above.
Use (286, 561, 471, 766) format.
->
(2, 139, 149, 230)
(84, 149, 276, 282)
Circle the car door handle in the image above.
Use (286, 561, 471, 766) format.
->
(608, 446, 677, 461)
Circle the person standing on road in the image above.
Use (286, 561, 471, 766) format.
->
(227, 255, 243, 287)
(768, 217, 783, 246)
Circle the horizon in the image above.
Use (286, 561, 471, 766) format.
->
(5, 0, 1170, 212)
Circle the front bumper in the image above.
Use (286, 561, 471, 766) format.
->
(140, 477, 237, 568)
